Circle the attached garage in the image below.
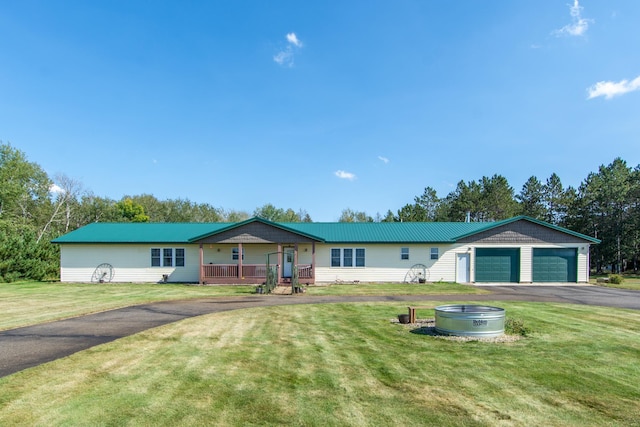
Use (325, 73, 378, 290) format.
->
(532, 248, 577, 282)
(475, 248, 520, 283)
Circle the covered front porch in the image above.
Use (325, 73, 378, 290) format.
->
(198, 242, 316, 284)
(190, 217, 323, 285)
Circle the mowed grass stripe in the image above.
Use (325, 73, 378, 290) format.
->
(1, 302, 639, 426)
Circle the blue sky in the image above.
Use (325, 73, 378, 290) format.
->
(2, 1, 639, 221)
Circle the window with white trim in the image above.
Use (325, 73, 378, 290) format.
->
(401, 247, 409, 260)
(343, 248, 353, 267)
(151, 248, 186, 267)
(331, 249, 341, 267)
(330, 248, 365, 267)
(163, 248, 173, 266)
(430, 247, 439, 260)
(151, 248, 187, 267)
(175, 248, 185, 267)
(151, 248, 161, 266)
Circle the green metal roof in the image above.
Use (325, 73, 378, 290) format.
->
(51, 223, 229, 244)
(51, 216, 600, 245)
(281, 222, 492, 243)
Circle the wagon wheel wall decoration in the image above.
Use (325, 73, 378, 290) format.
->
(404, 263, 429, 283)
(91, 263, 114, 283)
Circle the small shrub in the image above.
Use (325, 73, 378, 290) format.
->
(505, 317, 530, 337)
(608, 274, 624, 284)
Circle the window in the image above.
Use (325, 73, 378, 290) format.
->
(343, 249, 353, 267)
(232, 248, 245, 260)
(175, 248, 185, 267)
(151, 248, 186, 267)
(431, 247, 439, 260)
(163, 248, 173, 267)
(331, 249, 341, 267)
(401, 247, 409, 260)
(151, 248, 161, 267)
(330, 248, 365, 267)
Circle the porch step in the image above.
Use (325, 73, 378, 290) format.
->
(271, 286, 292, 295)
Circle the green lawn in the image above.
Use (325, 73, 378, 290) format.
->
(307, 281, 486, 296)
(0, 281, 485, 331)
(591, 274, 640, 290)
(1, 301, 639, 426)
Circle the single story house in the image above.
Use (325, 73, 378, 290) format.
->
(52, 216, 599, 285)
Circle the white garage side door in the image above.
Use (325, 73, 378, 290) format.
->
(457, 253, 470, 283)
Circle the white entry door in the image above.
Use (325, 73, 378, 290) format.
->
(457, 253, 470, 283)
(283, 249, 294, 278)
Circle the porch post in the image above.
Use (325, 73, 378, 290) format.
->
(294, 243, 298, 267)
(238, 243, 243, 280)
(277, 243, 282, 284)
(312, 241, 316, 281)
(199, 243, 204, 285)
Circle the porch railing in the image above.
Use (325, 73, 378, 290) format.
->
(203, 264, 238, 278)
(298, 264, 313, 279)
(242, 264, 268, 278)
(203, 264, 312, 280)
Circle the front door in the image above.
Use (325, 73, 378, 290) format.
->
(457, 253, 470, 283)
(283, 249, 294, 278)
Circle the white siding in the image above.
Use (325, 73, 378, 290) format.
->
(577, 245, 590, 283)
(314, 244, 465, 283)
(313, 243, 590, 284)
(60, 244, 200, 283)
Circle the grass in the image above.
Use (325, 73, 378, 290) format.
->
(0, 281, 484, 331)
(306, 281, 487, 296)
(0, 281, 256, 331)
(590, 274, 640, 290)
(1, 302, 639, 426)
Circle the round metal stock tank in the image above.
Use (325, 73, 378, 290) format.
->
(435, 305, 505, 338)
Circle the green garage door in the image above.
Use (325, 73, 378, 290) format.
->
(533, 248, 577, 282)
(475, 248, 520, 283)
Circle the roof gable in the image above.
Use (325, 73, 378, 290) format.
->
(454, 216, 600, 244)
(189, 217, 323, 244)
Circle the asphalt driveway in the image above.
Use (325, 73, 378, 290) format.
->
(1, 285, 639, 378)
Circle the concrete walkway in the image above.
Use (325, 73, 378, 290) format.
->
(1, 286, 639, 378)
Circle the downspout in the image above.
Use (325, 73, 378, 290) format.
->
(312, 241, 316, 282)
(199, 243, 204, 285)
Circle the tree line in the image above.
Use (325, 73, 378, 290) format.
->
(1, 141, 638, 281)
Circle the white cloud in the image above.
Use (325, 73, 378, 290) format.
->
(335, 170, 356, 180)
(273, 32, 303, 67)
(273, 50, 294, 66)
(49, 184, 64, 194)
(286, 32, 302, 47)
(378, 156, 389, 164)
(587, 76, 640, 99)
(553, 0, 592, 37)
